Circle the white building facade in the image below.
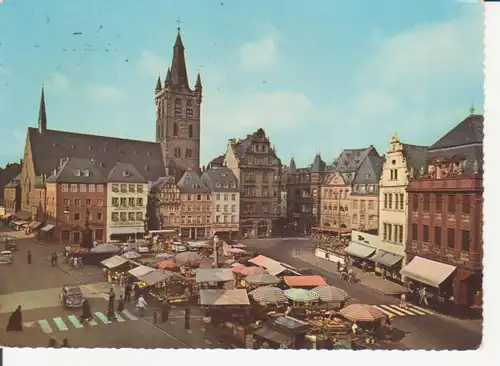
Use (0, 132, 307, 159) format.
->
(106, 163, 148, 242)
(377, 134, 427, 282)
(201, 167, 240, 239)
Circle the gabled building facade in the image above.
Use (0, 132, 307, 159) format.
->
(223, 128, 282, 238)
(3, 174, 21, 216)
(149, 176, 181, 231)
(285, 154, 326, 234)
(201, 166, 240, 239)
(376, 134, 427, 281)
(403, 113, 483, 312)
(106, 163, 148, 242)
(177, 169, 212, 239)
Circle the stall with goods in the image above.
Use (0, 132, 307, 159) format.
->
(195, 268, 235, 290)
(100, 255, 131, 283)
(283, 276, 328, 289)
(253, 315, 310, 349)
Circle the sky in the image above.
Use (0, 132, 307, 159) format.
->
(0, 0, 484, 168)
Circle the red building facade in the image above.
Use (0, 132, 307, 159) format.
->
(403, 113, 483, 312)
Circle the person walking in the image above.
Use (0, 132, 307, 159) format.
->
(137, 294, 147, 317)
(48, 337, 57, 348)
(184, 307, 191, 330)
(6, 305, 23, 332)
(400, 293, 408, 309)
(27, 250, 32, 265)
(117, 295, 125, 313)
(124, 284, 132, 303)
(162, 301, 171, 322)
(80, 299, 92, 323)
(61, 338, 70, 348)
(419, 287, 429, 306)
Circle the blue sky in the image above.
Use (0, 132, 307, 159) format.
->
(0, 0, 484, 168)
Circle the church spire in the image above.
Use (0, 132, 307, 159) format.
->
(155, 75, 162, 91)
(170, 30, 189, 90)
(165, 67, 172, 88)
(195, 73, 202, 89)
(38, 85, 47, 133)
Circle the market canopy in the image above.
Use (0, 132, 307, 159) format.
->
(283, 288, 320, 302)
(90, 244, 120, 253)
(28, 221, 43, 230)
(245, 273, 281, 285)
(128, 265, 155, 278)
(137, 269, 173, 285)
(156, 260, 179, 270)
(339, 304, 385, 322)
(240, 266, 266, 276)
(155, 252, 175, 259)
(400, 256, 456, 288)
(248, 255, 287, 275)
(249, 286, 287, 304)
(175, 251, 201, 264)
(231, 264, 247, 274)
(40, 224, 55, 232)
(311, 286, 350, 303)
(344, 242, 376, 259)
(371, 250, 403, 267)
(195, 268, 234, 283)
(283, 276, 327, 288)
(199, 289, 250, 306)
(101, 255, 128, 269)
(122, 251, 141, 260)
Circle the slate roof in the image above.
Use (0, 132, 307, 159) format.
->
(201, 167, 239, 192)
(329, 146, 375, 173)
(150, 176, 177, 194)
(107, 162, 147, 183)
(177, 169, 209, 193)
(4, 174, 21, 188)
(209, 155, 225, 169)
(288, 158, 297, 174)
(46, 157, 107, 183)
(427, 145, 483, 176)
(28, 128, 166, 182)
(231, 128, 280, 164)
(352, 155, 384, 185)
(311, 154, 326, 173)
(402, 144, 428, 172)
(429, 114, 484, 150)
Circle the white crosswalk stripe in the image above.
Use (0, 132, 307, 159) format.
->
(24, 311, 138, 334)
(370, 304, 436, 318)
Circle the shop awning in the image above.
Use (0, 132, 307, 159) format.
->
(128, 265, 155, 278)
(1, 214, 12, 220)
(108, 226, 145, 235)
(400, 256, 456, 288)
(101, 255, 128, 269)
(345, 242, 376, 259)
(12, 221, 25, 226)
(248, 255, 287, 275)
(283, 275, 327, 287)
(40, 224, 55, 232)
(28, 221, 43, 230)
(199, 289, 250, 306)
(372, 250, 403, 267)
(137, 269, 174, 285)
(195, 268, 235, 283)
(253, 325, 293, 344)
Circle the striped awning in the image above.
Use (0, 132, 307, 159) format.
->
(371, 250, 403, 267)
(249, 286, 287, 304)
(283, 288, 320, 302)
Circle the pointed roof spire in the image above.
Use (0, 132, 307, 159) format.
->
(289, 157, 297, 173)
(38, 85, 47, 133)
(195, 72, 202, 88)
(165, 67, 172, 87)
(170, 30, 189, 90)
(155, 75, 162, 91)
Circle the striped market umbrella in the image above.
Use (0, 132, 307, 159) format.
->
(232, 264, 247, 274)
(245, 273, 281, 285)
(240, 266, 266, 276)
(175, 252, 201, 264)
(249, 286, 287, 304)
(283, 288, 320, 303)
(156, 253, 175, 259)
(338, 304, 385, 322)
(311, 286, 350, 303)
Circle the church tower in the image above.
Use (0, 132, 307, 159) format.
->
(155, 30, 202, 180)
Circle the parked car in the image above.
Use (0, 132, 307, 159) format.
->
(0, 236, 17, 251)
(0, 250, 13, 265)
(172, 242, 188, 253)
(137, 244, 150, 253)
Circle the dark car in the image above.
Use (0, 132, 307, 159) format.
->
(0, 236, 17, 251)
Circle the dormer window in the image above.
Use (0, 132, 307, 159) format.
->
(216, 182, 222, 188)
(83, 170, 90, 177)
(123, 170, 130, 177)
(75, 169, 81, 177)
(192, 183, 199, 188)
(223, 182, 229, 188)
(230, 182, 236, 188)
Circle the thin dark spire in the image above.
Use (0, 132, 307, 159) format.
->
(170, 31, 189, 89)
(155, 75, 162, 91)
(38, 85, 47, 133)
(195, 72, 202, 88)
(165, 67, 171, 87)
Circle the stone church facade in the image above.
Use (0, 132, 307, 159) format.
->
(154, 31, 202, 181)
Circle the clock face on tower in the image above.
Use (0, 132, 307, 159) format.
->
(178, 121, 188, 136)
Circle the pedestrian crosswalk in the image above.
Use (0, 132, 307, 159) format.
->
(370, 304, 436, 318)
(24, 309, 138, 334)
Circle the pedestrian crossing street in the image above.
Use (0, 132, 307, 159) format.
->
(370, 304, 436, 318)
(24, 309, 139, 334)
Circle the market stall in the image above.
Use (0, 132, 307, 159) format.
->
(101, 255, 130, 282)
(253, 316, 310, 349)
(248, 286, 288, 305)
(122, 251, 141, 260)
(156, 260, 180, 271)
(311, 285, 350, 308)
(128, 265, 155, 278)
(283, 276, 328, 289)
(196, 268, 235, 289)
(240, 266, 266, 276)
(283, 288, 320, 309)
(245, 274, 281, 286)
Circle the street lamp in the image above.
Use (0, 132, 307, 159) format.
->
(213, 235, 219, 268)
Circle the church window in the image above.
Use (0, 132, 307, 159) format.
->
(174, 99, 181, 116)
(188, 125, 193, 138)
(173, 123, 178, 137)
(186, 100, 193, 118)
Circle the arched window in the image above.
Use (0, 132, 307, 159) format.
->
(173, 123, 178, 137)
(186, 100, 193, 118)
(188, 125, 193, 138)
(185, 148, 189, 158)
(174, 147, 180, 157)
(174, 99, 181, 116)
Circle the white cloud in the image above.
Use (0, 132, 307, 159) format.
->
(46, 72, 69, 92)
(137, 51, 168, 76)
(86, 85, 124, 103)
(238, 35, 277, 70)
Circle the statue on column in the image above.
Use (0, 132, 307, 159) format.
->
(419, 165, 425, 178)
